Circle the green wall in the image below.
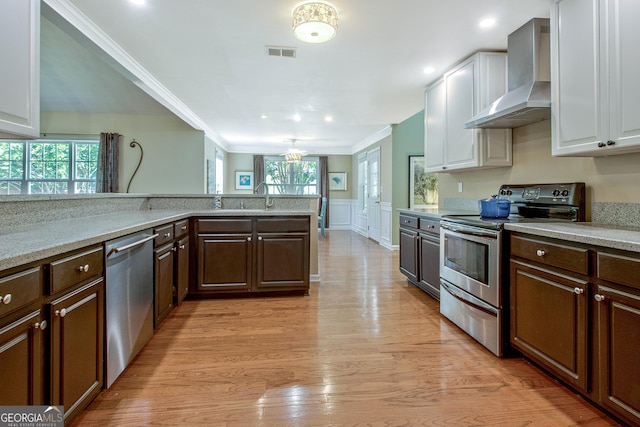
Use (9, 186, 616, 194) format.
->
(391, 110, 424, 244)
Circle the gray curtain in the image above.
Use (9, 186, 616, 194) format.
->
(97, 132, 120, 193)
(319, 156, 329, 228)
(253, 155, 264, 193)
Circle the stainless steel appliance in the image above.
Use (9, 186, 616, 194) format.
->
(439, 183, 585, 356)
(105, 230, 157, 388)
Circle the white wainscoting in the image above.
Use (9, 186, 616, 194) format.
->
(379, 202, 394, 250)
(328, 199, 352, 230)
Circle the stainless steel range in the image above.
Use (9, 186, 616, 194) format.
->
(439, 183, 585, 356)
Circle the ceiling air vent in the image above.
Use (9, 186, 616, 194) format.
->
(266, 46, 296, 58)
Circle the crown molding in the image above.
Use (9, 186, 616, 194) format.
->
(350, 125, 392, 154)
(41, 0, 227, 149)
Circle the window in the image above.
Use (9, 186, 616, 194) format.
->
(0, 140, 99, 194)
(264, 157, 318, 195)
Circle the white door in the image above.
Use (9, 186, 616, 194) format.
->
(367, 148, 381, 242)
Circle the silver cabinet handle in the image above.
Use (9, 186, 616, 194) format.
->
(247, 237, 252, 242)
(34, 320, 47, 330)
(574, 287, 584, 295)
(171, 247, 177, 252)
(55, 308, 67, 318)
(594, 294, 605, 302)
(77, 264, 90, 273)
(0, 294, 12, 305)
(536, 249, 546, 257)
(179, 244, 185, 250)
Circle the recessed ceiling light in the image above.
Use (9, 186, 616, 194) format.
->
(260, 115, 268, 119)
(479, 18, 496, 28)
(325, 115, 333, 122)
(129, 0, 145, 5)
(423, 67, 435, 75)
(293, 114, 301, 122)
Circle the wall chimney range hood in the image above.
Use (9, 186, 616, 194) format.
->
(465, 18, 551, 129)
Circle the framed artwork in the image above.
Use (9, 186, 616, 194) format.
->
(409, 156, 438, 208)
(329, 172, 347, 191)
(235, 171, 253, 190)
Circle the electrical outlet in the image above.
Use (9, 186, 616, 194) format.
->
(458, 182, 463, 193)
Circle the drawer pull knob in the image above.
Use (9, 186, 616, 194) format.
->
(0, 294, 12, 305)
(258, 236, 263, 241)
(55, 308, 67, 318)
(164, 232, 171, 238)
(536, 249, 546, 257)
(78, 264, 90, 273)
(180, 244, 185, 250)
(34, 320, 47, 330)
(594, 294, 606, 302)
(181, 225, 187, 230)
(247, 237, 252, 242)
(573, 287, 584, 295)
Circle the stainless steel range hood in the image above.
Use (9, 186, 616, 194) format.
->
(465, 18, 550, 129)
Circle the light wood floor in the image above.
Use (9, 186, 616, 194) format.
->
(73, 230, 620, 426)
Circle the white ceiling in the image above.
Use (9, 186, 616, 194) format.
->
(40, 0, 551, 155)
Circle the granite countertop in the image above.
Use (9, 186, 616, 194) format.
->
(505, 222, 640, 253)
(0, 209, 313, 271)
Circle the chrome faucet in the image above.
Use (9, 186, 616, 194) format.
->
(254, 181, 274, 209)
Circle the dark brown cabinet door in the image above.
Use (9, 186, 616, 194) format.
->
(419, 234, 440, 299)
(154, 243, 174, 327)
(510, 260, 589, 392)
(399, 228, 419, 283)
(0, 309, 45, 405)
(595, 284, 640, 426)
(49, 279, 103, 423)
(175, 236, 189, 305)
(197, 234, 252, 292)
(255, 232, 309, 291)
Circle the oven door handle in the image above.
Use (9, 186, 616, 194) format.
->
(440, 221, 499, 238)
(440, 280, 498, 315)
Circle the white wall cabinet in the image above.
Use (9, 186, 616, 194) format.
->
(424, 52, 512, 173)
(551, 0, 640, 157)
(0, 0, 40, 139)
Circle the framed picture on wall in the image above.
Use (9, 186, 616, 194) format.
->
(329, 172, 347, 191)
(409, 156, 438, 208)
(235, 171, 253, 190)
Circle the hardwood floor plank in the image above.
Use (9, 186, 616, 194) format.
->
(72, 231, 620, 426)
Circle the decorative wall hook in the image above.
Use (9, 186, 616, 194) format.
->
(126, 139, 144, 193)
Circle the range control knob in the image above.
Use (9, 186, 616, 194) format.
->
(561, 189, 569, 197)
(500, 189, 507, 196)
(552, 189, 561, 197)
(507, 189, 512, 196)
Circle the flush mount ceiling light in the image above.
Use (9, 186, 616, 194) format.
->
(292, 1, 338, 44)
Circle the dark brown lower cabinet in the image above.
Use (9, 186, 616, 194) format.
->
(510, 260, 589, 392)
(197, 233, 252, 292)
(154, 243, 174, 327)
(399, 227, 419, 284)
(595, 284, 640, 425)
(175, 236, 189, 305)
(49, 278, 103, 423)
(0, 309, 45, 405)
(256, 232, 309, 291)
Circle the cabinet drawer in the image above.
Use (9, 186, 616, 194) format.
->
(597, 251, 640, 290)
(419, 218, 440, 235)
(0, 267, 42, 318)
(399, 215, 418, 229)
(49, 246, 104, 295)
(174, 220, 189, 239)
(257, 218, 309, 233)
(197, 219, 252, 234)
(510, 234, 589, 275)
(154, 224, 174, 247)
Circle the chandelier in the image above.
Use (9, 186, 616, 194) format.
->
(292, 1, 338, 44)
(285, 151, 303, 163)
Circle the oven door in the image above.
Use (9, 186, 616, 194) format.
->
(440, 221, 501, 307)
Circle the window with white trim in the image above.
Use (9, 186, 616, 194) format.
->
(264, 156, 318, 195)
(0, 140, 99, 194)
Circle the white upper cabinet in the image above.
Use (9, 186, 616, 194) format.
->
(0, 0, 40, 139)
(424, 52, 512, 173)
(552, 0, 640, 156)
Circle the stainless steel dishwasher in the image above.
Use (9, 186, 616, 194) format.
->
(105, 229, 157, 388)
